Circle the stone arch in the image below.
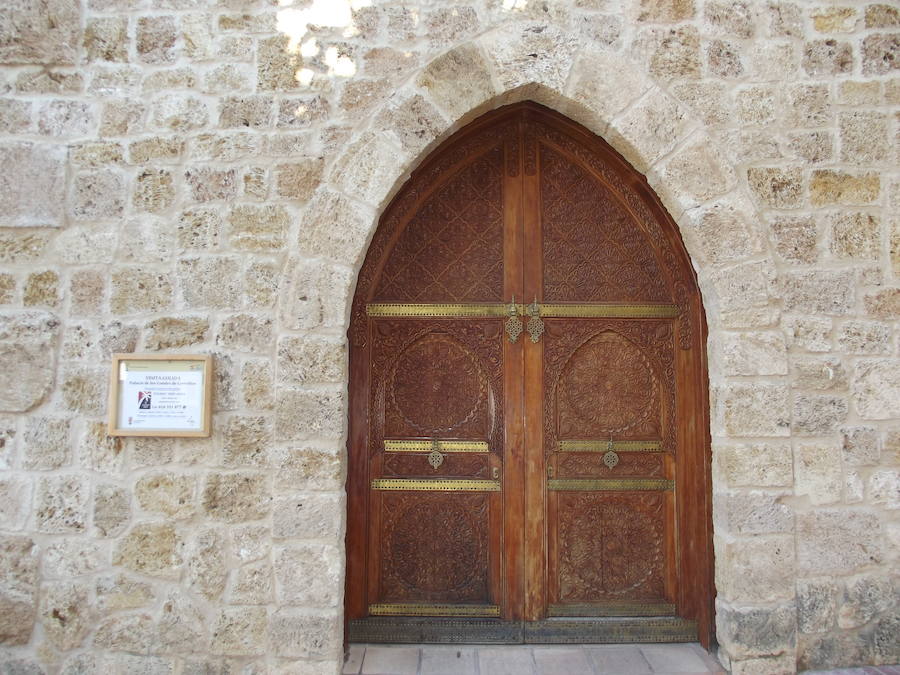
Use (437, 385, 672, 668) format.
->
(274, 21, 786, 669)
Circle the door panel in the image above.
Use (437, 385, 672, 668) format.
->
(347, 103, 714, 647)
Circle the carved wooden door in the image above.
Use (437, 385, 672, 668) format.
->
(346, 103, 713, 647)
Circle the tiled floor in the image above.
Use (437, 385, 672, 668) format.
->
(343, 643, 725, 675)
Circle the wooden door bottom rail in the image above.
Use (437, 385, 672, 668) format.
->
(347, 616, 698, 644)
(547, 478, 674, 491)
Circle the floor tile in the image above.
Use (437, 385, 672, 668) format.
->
(587, 645, 653, 674)
(419, 647, 476, 675)
(343, 644, 365, 674)
(533, 647, 593, 675)
(361, 646, 420, 675)
(477, 647, 537, 675)
(640, 644, 712, 673)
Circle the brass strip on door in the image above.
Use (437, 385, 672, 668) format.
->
(369, 603, 501, 617)
(384, 440, 489, 453)
(538, 303, 679, 318)
(371, 478, 501, 491)
(547, 479, 674, 491)
(558, 440, 662, 453)
(367, 303, 513, 318)
(548, 602, 676, 617)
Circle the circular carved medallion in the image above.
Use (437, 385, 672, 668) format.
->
(561, 500, 662, 596)
(559, 332, 658, 433)
(388, 499, 481, 593)
(390, 335, 485, 433)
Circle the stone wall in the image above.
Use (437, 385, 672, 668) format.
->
(0, 0, 898, 673)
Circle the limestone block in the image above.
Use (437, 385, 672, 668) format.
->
(129, 137, 184, 164)
(93, 613, 156, 652)
(0, 275, 13, 305)
(798, 630, 873, 670)
(791, 356, 847, 391)
(257, 35, 300, 91)
(811, 170, 880, 206)
(222, 415, 273, 467)
(802, 39, 854, 75)
(179, 257, 242, 310)
(275, 160, 323, 202)
(374, 94, 447, 155)
(219, 95, 274, 129)
(275, 447, 343, 492)
(178, 208, 222, 250)
(93, 484, 130, 537)
(722, 332, 787, 376)
(136, 472, 196, 519)
(193, 132, 263, 161)
(0, 311, 59, 412)
(40, 581, 91, 650)
(718, 443, 793, 488)
(715, 490, 793, 536)
(729, 654, 795, 675)
(795, 443, 842, 505)
(38, 99, 94, 137)
(276, 95, 329, 129)
(722, 384, 790, 437)
(210, 607, 267, 656)
(609, 90, 690, 172)
(141, 68, 197, 93)
(0, 535, 37, 646)
(298, 191, 373, 265)
(15, 69, 81, 96)
(0, 0, 81, 64)
(747, 167, 803, 209)
(241, 359, 274, 410)
(866, 4, 900, 27)
(277, 335, 345, 386)
(268, 610, 340, 659)
(23, 417, 70, 470)
(862, 34, 900, 75)
(839, 112, 889, 163)
(228, 204, 289, 251)
(481, 22, 578, 91)
(784, 316, 832, 352)
(797, 578, 838, 634)
(187, 527, 227, 600)
(272, 492, 343, 540)
(100, 98, 145, 136)
(853, 359, 900, 419)
(137, 16, 176, 64)
(797, 510, 883, 574)
(770, 216, 818, 265)
(636, 0, 695, 22)
(425, 6, 478, 46)
(780, 270, 855, 315)
(36, 474, 88, 533)
(672, 82, 731, 126)
(274, 544, 341, 607)
(113, 523, 184, 578)
(245, 261, 278, 310)
(838, 321, 891, 355)
(0, 476, 31, 530)
(417, 44, 496, 122)
(715, 601, 796, 660)
(243, 167, 269, 201)
(706, 39, 744, 78)
(231, 524, 270, 563)
(186, 167, 238, 205)
(44, 539, 102, 581)
(736, 86, 778, 125)
(229, 560, 273, 604)
(657, 139, 734, 206)
(61, 365, 107, 416)
(637, 26, 701, 79)
(0, 143, 66, 228)
(793, 395, 848, 435)
(839, 574, 894, 629)
(97, 321, 138, 357)
(841, 426, 881, 466)
(704, 0, 753, 37)
(181, 11, 214, 59)
(873, 610, 900, 663)
(202, 472, 271, 523)
(211, 350, 237, 413)
(157, 590, 206, 655)
(811, 6, 857, 32)
(54, 223, 118, 265)
(144, 316, 209, 350)
(869, 469, 900, 509)
(0, 231, 49, 264)
(715, 535, 794, 603)
(95, 574, 155, 614)
(153, 95, 209, 132)
(23, 270, 59, 308)
(864, 288, 900, 319)
(84, 17, 128, 62)
(787, 130, 833, 164)
(340, 78, 393, 116)
(275, 388, 345, 442)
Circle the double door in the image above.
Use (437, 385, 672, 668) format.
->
(346, 103, 712, 645)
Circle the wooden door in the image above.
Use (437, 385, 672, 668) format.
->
(346, 103, 713, 647)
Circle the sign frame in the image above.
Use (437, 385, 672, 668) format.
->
(107, 353, 213, 438)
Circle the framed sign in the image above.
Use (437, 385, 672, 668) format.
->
(107, 354, 213, 437)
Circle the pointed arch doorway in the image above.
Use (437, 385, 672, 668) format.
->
(345, 102, 714, 648)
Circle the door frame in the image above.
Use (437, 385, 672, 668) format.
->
(344, 102, 715, 648)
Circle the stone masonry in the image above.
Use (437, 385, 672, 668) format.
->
(0, 0, 898, 673)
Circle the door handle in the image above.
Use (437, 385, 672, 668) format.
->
(526, 298, 544, 343)
(505, 296, 523, 343)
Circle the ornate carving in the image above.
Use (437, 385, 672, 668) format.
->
(557, 493, 666, 601)
(383, 453, 490, 478)
(558, 452, 664, 478)
(506, 138, 519, 177)
(380, 493, 490, 602)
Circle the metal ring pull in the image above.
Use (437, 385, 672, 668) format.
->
(602, 437, 619, 469)
(527, 297, 544, 343)
(505, 296, 523, 344)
